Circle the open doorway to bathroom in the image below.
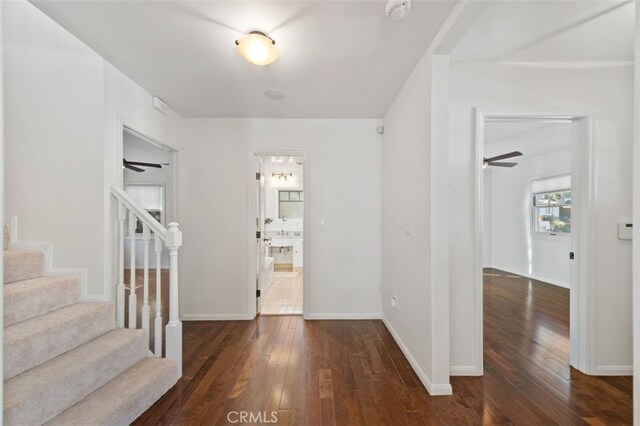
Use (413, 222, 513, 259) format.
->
(256, 155, 304, 315)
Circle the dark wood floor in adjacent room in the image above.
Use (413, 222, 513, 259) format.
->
(135, 269, 632, 425)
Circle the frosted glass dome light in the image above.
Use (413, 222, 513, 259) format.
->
(235, 31, 278, 66)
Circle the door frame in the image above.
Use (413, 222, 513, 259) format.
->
(473, 109, 596, 375)
(247, 150, 310, 319)
(111, 115, 180, 302)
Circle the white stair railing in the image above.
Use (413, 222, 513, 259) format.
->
(111, 185, 182, 378)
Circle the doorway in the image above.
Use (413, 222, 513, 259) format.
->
(254, 154, 305, 316)
(475, 112, 595, 375)
(121, 127, 176, 340)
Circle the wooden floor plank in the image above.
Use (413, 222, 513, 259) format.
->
(135, 268, 632, 425)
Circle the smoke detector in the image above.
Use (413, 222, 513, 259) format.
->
(386, 0, 411, 21)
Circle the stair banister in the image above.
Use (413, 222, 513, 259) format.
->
(110, 185, 182, 379)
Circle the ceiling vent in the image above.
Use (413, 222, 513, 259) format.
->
(385, 0, 411, 21)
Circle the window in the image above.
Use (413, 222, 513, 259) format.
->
(124, 184, 164, 233)
(278, 190, 303, 219)
(533, 189, 571, 234)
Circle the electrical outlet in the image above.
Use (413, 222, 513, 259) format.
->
(404, 222, 412, 236)
(391, 297, 398, 312)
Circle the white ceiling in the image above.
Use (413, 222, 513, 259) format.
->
(451, 0, 634, 63)
(484, 120, 572, 164)
(32, 0, 456, 118)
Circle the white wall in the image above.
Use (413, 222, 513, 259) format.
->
(4, 0, 180, 299)
(178, 119, 381, 320)
(633, 0, 640, 419)
(4, 0, 105, 295)
(486, 150, 572, 288)
(1, 0, 6, 404)
(449, 62, 633, 374)
(381, 52, 451, 394)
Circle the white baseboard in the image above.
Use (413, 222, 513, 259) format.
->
(594, 365, 633, 376)
(381, 316, 452, 396)
(488, 265, 569, 289)
(305, 313, 381, 320)
(450, 365, 482, 376)
(181, 313, 252, 321)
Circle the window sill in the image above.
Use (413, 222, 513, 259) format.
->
(531, 233, 571, 243)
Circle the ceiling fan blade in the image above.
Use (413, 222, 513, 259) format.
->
(485, 151, 523, 162)
(123, 160, 145, 173)
(125, 160, 162, 168)
(488, 161, 518, 168)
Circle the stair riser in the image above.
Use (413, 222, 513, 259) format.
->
(46, 358, 177, 426)
(4, 331, 149, 426)
(4, 277, 79, 326)
(4, 303, 115, 380)
(4, 250, 44, 284)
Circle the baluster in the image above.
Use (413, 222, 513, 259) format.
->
(154, 234, 163, 357)
(142, 224, 150, 333)
(116, 202, 126, 328)
(165, 222, 183, 378)
(128, 210, 137, 328)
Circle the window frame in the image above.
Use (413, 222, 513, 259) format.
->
(531, 187, 571, 240)
(278, 190, 304, 220)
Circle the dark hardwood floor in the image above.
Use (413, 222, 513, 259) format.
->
(134, 269, 632, 425)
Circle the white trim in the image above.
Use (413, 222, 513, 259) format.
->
(305, 313, 381, 320)
(473, 109, 596, 376)
(8, 217, 97, 301)
(472, 109, 485, 376)
(181, 314, 252, 321)
(487, 266, 570, 289)
(594, 365, 633, 376)
(450, 365, 482, 376)
(382, 316, 452, 396)
(248, 150, 310, 320)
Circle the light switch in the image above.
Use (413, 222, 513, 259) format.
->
(404, 222, 412, 236)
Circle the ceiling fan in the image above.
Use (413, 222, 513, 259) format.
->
(483, 151, 523, 169)
(123, 158, 163, 173)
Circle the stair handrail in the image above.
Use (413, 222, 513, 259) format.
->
(111, 186, 167, 240)
(110, 184, 182, 379)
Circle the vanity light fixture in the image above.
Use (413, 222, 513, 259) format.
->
(272, 172, 293, 181)
(235, 31, 278, 66)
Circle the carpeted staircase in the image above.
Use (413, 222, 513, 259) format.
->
(3, 249, 177, 425)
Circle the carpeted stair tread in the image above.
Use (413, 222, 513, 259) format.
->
(3, 249, 43, 284)
(5, 302, 114, 379)
(46, 357, 177, 426)
(4, 329, 149, 426)
(4, 275, 79, 326)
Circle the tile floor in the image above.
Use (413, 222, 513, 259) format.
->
(261, 267, 303, 315)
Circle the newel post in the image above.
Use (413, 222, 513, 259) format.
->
(165, 222, 182, 378)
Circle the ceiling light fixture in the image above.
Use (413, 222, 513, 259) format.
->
(235, 31, 278, 66)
